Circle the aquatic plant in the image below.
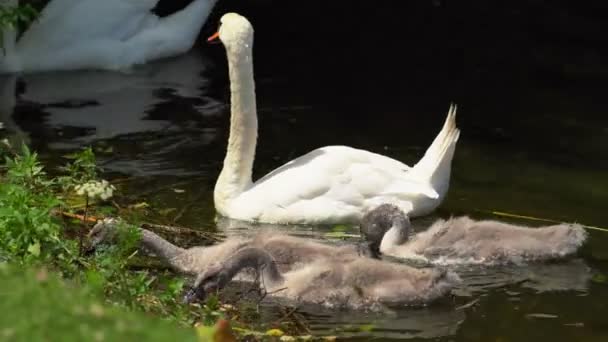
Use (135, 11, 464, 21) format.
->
(0, 2, 37, 30)
(0, 144, 321, 340)
(0, 144, 77, 273)
(0, 2, 38, 51)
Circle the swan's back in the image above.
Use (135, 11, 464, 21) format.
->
(11, 0, 217, 72)
(411, 216, 587, 264)
(228, 145, 437, 224)
(18, 1, 157, 52)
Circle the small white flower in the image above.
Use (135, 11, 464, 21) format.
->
(74, 180, 116, 201)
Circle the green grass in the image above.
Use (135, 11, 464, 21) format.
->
(0, 264, 197, 342)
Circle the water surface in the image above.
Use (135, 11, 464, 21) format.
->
(1, 46, 607, 341)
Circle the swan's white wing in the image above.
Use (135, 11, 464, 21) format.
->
(233, 146, 437, 223)
(18, 0, 159, 52)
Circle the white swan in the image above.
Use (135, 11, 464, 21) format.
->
(212, 13, 461, 224)
(0, 0, 218, 73)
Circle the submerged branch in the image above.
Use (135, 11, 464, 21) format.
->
(478, 209, 608, 233)
(55, 210, 224, 242)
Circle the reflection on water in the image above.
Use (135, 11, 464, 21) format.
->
(454, 259, 592, 296)
(303, 305, 465, 340)
(1, 45, 608, 341)
(1, 49, 224, 176)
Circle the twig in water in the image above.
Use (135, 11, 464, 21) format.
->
(271, 306, 299, 327)
(124, 179, 201, 199)
(455, 298, 480, 311)
(141, 223, 223, 242)
(57, 210, 98, 223)
(55, 211, 223, 242)
(477, 209, 608, 233)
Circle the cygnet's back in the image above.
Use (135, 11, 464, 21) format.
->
(172, 237, 249, 274)
(278, 257, 458, 309)
(252, 231, 362, 271)
(189, 246, 459, 310)
(170, 231, 362, 275)
(405, 216, 587, 264)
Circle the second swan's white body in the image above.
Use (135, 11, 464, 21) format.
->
(0, 0, 218, 73)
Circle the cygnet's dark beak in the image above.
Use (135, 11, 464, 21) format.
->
(356, 241, 381, 259)
(83, 240, 97, 256)
(183, 287, 204, 304)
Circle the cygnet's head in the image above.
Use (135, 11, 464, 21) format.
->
(209, 13, 254, 52)
(86, 218, 120, 252)
(360, 204, 411, 253)
(184, 263, 228, 303)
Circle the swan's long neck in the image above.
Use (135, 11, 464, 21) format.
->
(140, 229, 186, 267)
(221, 247, 283, 286)
(214, 40, 258, 211)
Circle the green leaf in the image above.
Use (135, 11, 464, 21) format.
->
(195, 325, 216, 342)
(332, 224, 349, 232)
(359, 324, 375, 332)
(265, 328, 284, 337)
(27, 242, 40, 257)
(591, 273, 608, 284)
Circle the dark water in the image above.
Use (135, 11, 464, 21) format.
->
(2, 9, 608, 338)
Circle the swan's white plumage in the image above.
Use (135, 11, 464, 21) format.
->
(213, 13, 460, 224)
(0, 0, 217, 73)
(228, 145, 446, 223)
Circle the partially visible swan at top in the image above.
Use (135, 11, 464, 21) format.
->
(360, 204, 588, 265)
(184, 246, 459, 309)
(0, 0, 218, 73)
(211, 13, 461, 225)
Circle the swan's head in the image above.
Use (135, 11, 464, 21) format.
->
(360, 204, 411, 253)
(209, 13, 254, 52)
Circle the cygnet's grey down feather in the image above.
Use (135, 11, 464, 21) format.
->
(187, 247, 459, 309)
(362, 204, 587, 265)
(89, 219, 459, 308)
(88, 219, 370, 276)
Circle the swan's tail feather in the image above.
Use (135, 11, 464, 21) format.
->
(409, 103, 460, 196)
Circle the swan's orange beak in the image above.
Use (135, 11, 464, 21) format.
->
(207, 31, 220, 43)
